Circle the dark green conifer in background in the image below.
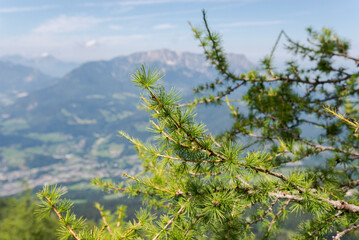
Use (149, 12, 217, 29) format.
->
(0, 190, 59, 240)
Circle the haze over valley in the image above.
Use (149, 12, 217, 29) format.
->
(0, 49, 254, 196)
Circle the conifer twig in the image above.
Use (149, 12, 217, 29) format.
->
(183, 215, 204, 237)
(147, 87, 228, 161)
(247, 199, 278, 227)
(93, 179, 151, 195)
(267, 199, 291, 233)
(324, 107, 359, 132)
(332, 223, 359, 240)
(123, 173, 173, 194)
(153, 198, 190, 240)
(120, 220, 142, 239)
(44, 196, 81, 240)
(95, 204, 113, 235)
(308, 211, 343, 237)
(117, 210, 123, 228)
(97, 225, 107, 240)
(155, 153, 222, 163)
(271, 192, 359, 213)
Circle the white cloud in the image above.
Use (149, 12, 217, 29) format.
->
(83, 0, 174, 7)
(153, 24, 175, 30)
(34, 16, 101, 34)
(0, 5, 59, 13)
(218, 20, 283, 28)
(109, 25, 123, 31)
(83, 0, 236, 7)
(85, 40, 97, 47)
(99, 34, 151, 44)
(119, 0, 178, 6)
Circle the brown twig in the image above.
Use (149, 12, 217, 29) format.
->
(120, 220, 142, 239)
(267, 199, 291, 233)
(247, 199, 279, 227)
(97, 225, 107, 240)
(332, 223, 359, 240)
(308, 211, 343, 237)
(153, 198, 190, 240)
(95, 204, 113, 235)
(44, 196, 81, 240)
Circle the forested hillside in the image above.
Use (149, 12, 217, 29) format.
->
(0, 49, 254, 196)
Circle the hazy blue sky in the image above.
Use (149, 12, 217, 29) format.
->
(0, 0, 358, 62)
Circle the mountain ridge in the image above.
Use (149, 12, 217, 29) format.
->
(0, 54, 80, 78)
(0, 49, 254, 196)
(112, 49, 254, 77)
(0, 61, 58, 107)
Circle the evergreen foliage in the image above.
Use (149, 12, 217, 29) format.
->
(37, 11, 359, 239)
(0, 190, 59, 240)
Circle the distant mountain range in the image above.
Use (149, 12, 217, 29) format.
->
(124, 49, 252, 76)
(0, 49, 255, 196)
(0, 61, 58, 107)
(0, 61, 57, 94)
(0, 54, 80, 78)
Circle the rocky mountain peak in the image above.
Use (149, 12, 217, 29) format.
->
(121, 49, 255, 75)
